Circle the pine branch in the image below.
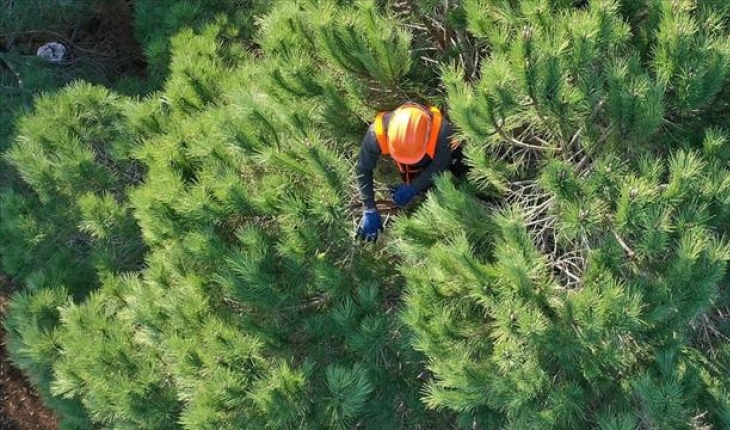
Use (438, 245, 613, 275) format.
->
(567, 126, 583, 153)
(691, 411, 711, 430)
(525, 216, 555, 228)
(397, 0, 448, 51)
(534, 219, 557, 246)
(531, 134, 552, 147)
(552, 260, 582, 285)
(613, 231, 636, 259)
(492, 115, 561, 153)
(691, 311, 730, 360)
(0, 54, 22, 88)
(524, 197, 554, 218)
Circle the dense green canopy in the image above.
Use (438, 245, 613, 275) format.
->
(2, 1, 730, 429)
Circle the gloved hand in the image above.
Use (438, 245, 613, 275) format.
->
(390, 184, 417, 207)
(356, 209, 381, 242)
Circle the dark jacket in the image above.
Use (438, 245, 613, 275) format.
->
(357, 111, 454, 209)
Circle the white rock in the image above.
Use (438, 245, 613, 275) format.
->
(36, 42, 67, 62)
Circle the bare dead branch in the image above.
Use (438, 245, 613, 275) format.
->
(492, 115, 561, 153)
(553, 261, 582, 284)
(613, 231, 636, 259)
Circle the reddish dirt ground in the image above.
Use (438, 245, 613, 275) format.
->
(0, 276, 58, 430)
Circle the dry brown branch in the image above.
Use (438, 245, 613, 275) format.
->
(534, 221, 556, 243)
(492, 115, 561, 153)
(596, 123, 614, 145)
(531, 135, 552, 147)
(525, 216, 556, 228)
(691, 411, 712, 430)
(524, 197, 554, 217)
(613, 231, 636, 259)
(568, 126, 583, 149)
(552, 261, 582, 284)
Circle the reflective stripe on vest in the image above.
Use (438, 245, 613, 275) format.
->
(373, 106, 443, 176)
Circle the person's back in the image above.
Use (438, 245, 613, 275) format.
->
(356, 102, 465, 242)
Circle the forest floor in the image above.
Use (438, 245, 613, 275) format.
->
(0, 275, 58, 430)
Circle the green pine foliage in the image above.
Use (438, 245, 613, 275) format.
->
(3, 2, 452, 427)
(396, 0, 730, 428)
(133, 0, 270, 89)
(2, 0, 730, 429)
(2, 82, 145, 294)
(3, 287, 93, 428)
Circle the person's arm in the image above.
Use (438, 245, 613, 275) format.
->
(357, 126, 382, 209)
(409, 118, 453, 193)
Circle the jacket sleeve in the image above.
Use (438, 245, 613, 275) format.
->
(410, 118, 453, 193)
(357, 125, 381, 209)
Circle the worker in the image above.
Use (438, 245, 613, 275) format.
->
(356, 102, 465, 242)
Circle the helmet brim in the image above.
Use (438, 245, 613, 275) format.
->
(390, 143, 427, 165)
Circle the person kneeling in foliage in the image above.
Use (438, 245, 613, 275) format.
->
(356, 102, 466, 241)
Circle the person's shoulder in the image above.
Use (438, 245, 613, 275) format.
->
(362, 126, 381, 152)
(438, 113, 452, 132)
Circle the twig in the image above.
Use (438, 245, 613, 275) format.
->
(404, 24, 429, 32)
(531, 135, 552, 147)
(524, 197, 554, 217)
(555, 249, 583, 260)
(597, 123, 613, 144)
(557, 256, 585, 271)
(701, 316, 715, 357)
(0, 55, 23, 88)
(568, 126, 583, 149)
(511, 180, 538, 187)
(703, 314, 730, 341)
(497, 127, 561, 152)
(553, 261, 582, 284)
(419, 56, 441, 65)
(613, 231, 636, 259)
(575, 153, 591, 172)
(525, 216, 555, 227)
(493, 117, 561, 152)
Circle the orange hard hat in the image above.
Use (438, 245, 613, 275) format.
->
(387, 104, 432, 165)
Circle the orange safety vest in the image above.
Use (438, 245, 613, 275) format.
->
(373, 105, 443, 182)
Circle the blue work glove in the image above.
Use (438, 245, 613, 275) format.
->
(390, 184, 417, 207)
(357, 209, 382, 242)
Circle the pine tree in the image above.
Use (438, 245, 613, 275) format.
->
(3, 2, 454, 427)
(3, 1, 730, 429)
(396, 1, 730, 428)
